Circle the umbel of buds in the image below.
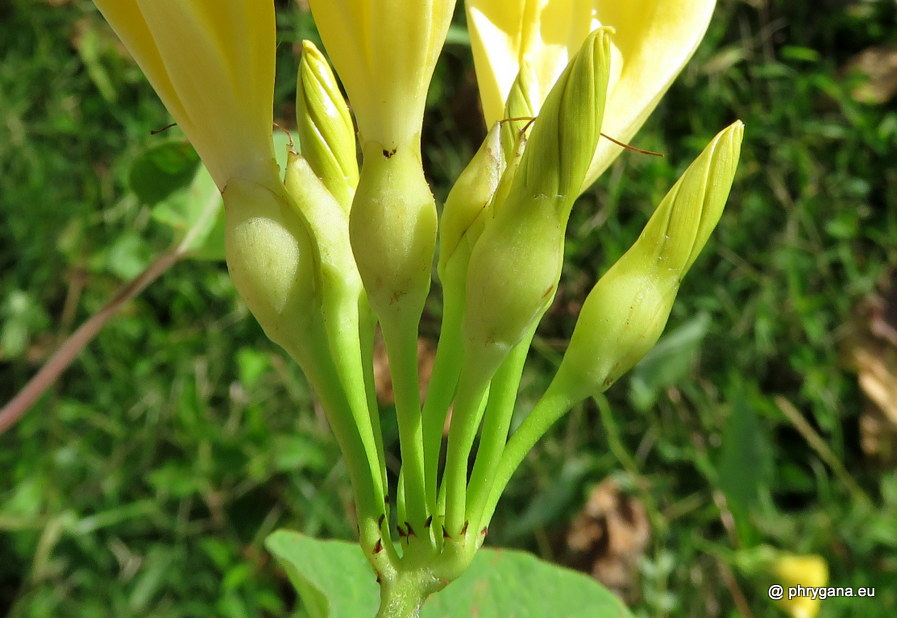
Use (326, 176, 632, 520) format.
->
(89, 0, 740, 615)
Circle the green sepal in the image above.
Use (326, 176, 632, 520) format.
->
(350, 139, 437, 328)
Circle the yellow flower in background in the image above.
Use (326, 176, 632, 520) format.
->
(308, 0, 456, 149)
(772, 554, 829, 618)
(92, 0, 277, 189)
(465, 0, 717, 190)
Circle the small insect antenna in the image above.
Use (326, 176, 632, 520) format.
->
(273, 122, 295, 151)
(600, 132, 663, 157)
(150, 122, 177, 135)
(499, 116, 663, 157)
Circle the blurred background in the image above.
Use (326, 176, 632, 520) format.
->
(2, 0, 897, 616)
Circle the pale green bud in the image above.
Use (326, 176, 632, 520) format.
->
(284, 151, 363, 313)
(499, 60, 537, 162)
(350, 140, 437, 326)
(296, 40, 359, 212)
(223, 173, 316, 352)
(506, 27, 611, 220)
(461, 28, 612, 374)
(464, 205, 564, 373)
(489, 62, 536, 220)
(437, 122, 504, 279)
(553, 121, 744, 401)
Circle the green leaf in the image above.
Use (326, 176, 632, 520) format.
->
(151, 160, 224, 259)
(266, 530, 378, 618)
(716, 386, 774, 543)
(423, 547, 633, 618)
(266, 530, 634, 618)
(628, 313, 710, 411)
(129, 141, 201, 205)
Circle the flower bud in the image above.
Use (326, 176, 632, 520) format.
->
(438, 123, 504, 280)
(284, 151, 363, 314)
(296, 40, 359, 212)
(552, 121, 744, 401)
(350, 141, 437, 326)
(461, 28, 612, 375)
(499, 60, 537, 161)
(510, 28, 611, 217)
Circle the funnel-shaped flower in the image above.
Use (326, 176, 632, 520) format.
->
(465, 0, 716, 191)
(93, 1, 322, 382)
(308, 0, 456, 149)
(92, 0, 277, 190)
(552, 120, 743, 402)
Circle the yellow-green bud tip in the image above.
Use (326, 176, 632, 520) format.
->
(296, 40, 358, 211)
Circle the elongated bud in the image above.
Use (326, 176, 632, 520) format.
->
(462, 28, 612, 375)
(509, 28, 612, 219)
(296, 40, 359, 212)
(488, 62, 537, 219)
(350, 141, 437, 326)
(223, 174, 316, 351)
(284, 151, 363, 306)
(499, 60, 537, 161)
(438, 123, 504, 278)
(552, 121, 744, 401)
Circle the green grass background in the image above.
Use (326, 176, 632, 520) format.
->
(2, 0, 896, 616)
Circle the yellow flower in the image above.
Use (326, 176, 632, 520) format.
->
(772, 554, 829, 618)
(307, 0, 456, 149)
(465, 0, 717, 190)
(93, 0, 315, 366)
(92, 0, 277, 189)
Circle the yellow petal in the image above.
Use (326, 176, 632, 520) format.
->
(308, 0, 455, 148)
(465, 0, 716, 192)
(586, 0, 717, 189)
(466, 0, 602, 127)
(92, 0, 276, 188)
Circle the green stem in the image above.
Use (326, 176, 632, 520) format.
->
(420, 284, 465, 514)
(359, 299, 388, 493)
(376, 567, 445, 618)
(442, 365, 490, 535)
(480, 379, 576, 527)
(292, 328, 399, 571)
(465, 329, 533, 534)
(327, 301, 387, 514)
(380, 314, 428, 531)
